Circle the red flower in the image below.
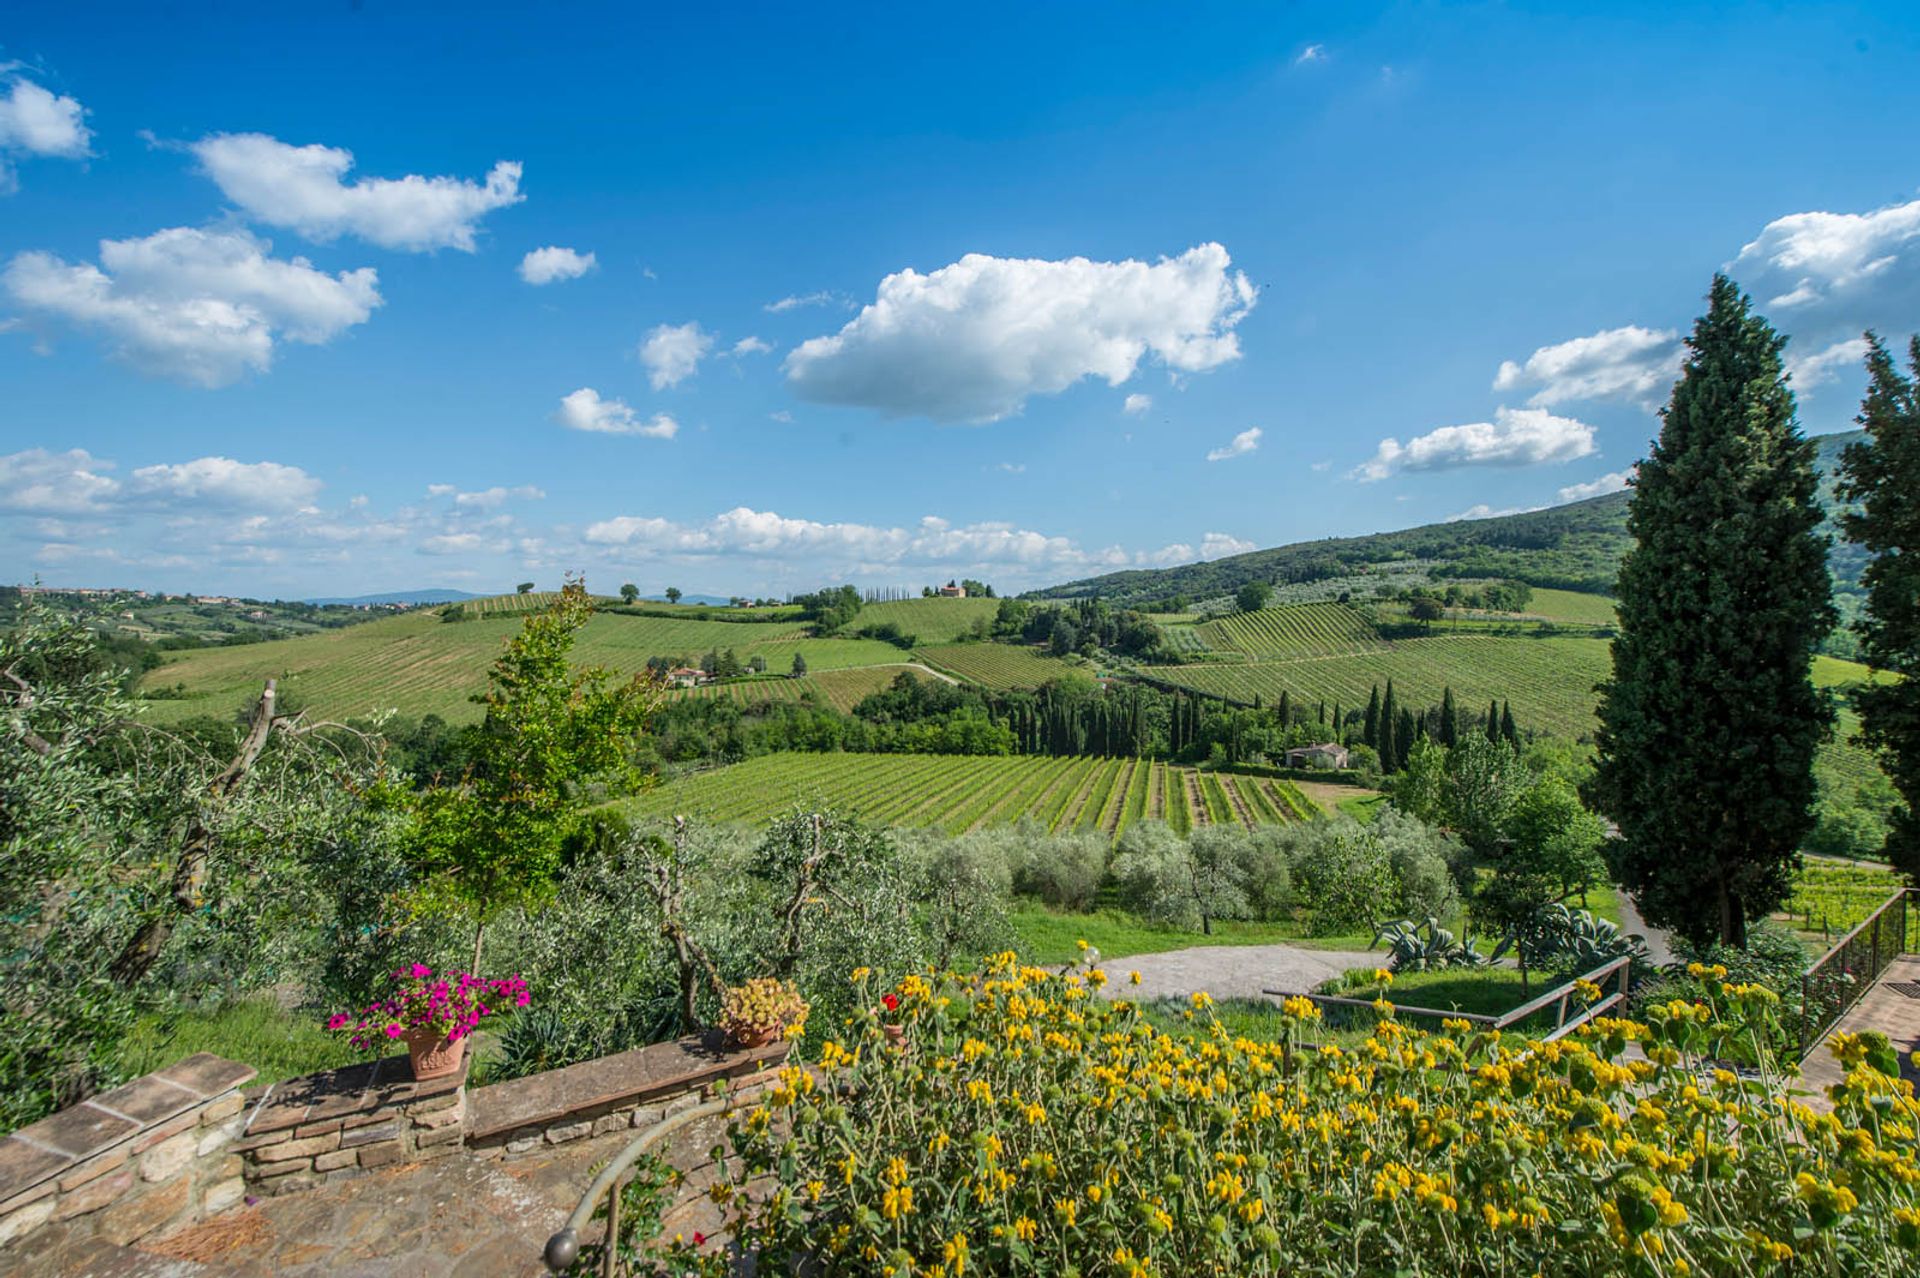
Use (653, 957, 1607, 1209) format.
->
(882, 994, 899, 1012)
(693, 1232, 707, 1246)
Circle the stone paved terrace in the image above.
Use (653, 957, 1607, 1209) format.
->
(9, 1120, 679, 1276)
(1799, 952, 1920, 1103)
(7, 1035, 784, 1277)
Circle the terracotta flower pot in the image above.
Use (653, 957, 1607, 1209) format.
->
(404, 1026, 468, 1081)
(729, 1024, 778, 1050)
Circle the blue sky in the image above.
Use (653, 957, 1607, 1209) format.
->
(3, 2, 1918, 599)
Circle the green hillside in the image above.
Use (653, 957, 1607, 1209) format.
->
(1030, 429, 1865, 608)
(136, 607, 909, 724)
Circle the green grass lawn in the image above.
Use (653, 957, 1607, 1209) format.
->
(1008, 905, 1372, 965)
(117, 997, 363, 1087)
(1338, 792, 1389, 823)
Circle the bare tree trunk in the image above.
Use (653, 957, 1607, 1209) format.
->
(111, 681, 278, 985)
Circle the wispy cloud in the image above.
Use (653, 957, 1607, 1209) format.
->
(1206, 426, 1262, 462)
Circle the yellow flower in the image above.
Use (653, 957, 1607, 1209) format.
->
(882, 1184, 915, 1220)
(1013, 1215, 1037, 1242)
(1129, 971, 1142, 986)
(1372, 968, 1395, 985)
(1191, 991, 1215, 1010)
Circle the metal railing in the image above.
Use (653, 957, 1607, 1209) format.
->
(543, 1096, 734, 1276)
(1265, 954, 1634, 1040)
(1796, 887, 1915, 1060)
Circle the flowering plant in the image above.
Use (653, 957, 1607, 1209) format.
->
(687, 955, 1920, 1277)
(325, 964, 530, 1052)
(720, 978, 807, 1042)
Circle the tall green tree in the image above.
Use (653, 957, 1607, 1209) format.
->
(1438, 687, 1458, 748)
(1235, 581, 1274, 613)
(408, 581, 658, 968)
(1838, 333, 1920, 877)
(1586, 276, 1835, 948)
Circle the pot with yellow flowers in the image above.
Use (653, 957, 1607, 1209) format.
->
(719, 977, 807, 1049)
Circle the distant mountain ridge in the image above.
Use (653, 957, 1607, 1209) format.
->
(1030, 429, 1865, 607)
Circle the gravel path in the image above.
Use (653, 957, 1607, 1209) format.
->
(1099, 942, 1380, 1005)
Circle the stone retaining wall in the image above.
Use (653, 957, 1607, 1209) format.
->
(0, 1053, 256, 1250)
(233, 1053, 469, 1197)
(467, 1030, 790, 1159)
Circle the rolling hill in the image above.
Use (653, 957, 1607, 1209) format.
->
(1028, 430, 1865, 609)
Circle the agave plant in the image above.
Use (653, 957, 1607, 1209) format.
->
(1532, 902, 1650, 971)
(1371, 915, 1490, 972)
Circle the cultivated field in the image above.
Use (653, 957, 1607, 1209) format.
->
(136, 609, 907, 724)
(622, 752, 1320, 839)
(666, 664, 948, 714)
(857, 597, 1002, 644)
(1150, 634, 1616, 738)
(915, 642, 1085, 689)
(1192, 602, 1387, 659)
(1519, 588, 1618, 626)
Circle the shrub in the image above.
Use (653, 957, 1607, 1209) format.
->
(1010, 822, 1108, 912)
(1289, 818, 1394, 935)
(1238, 827, 1292, 921)
(1373, 806, 1461, 920)
(677, 956, 1920, 1277)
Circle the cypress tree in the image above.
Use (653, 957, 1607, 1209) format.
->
(1331, 701, 1343, 744)
(1364, 686, 1381, 747)
(1379, 681, 1399, 774)
(1500, 701, 1518, 746)
(1587, 275, 1835, 948)
(1485, 699, 1500, 743)
(1838, 334, 1920, 877)
(1277, 690, 1292, 727)
(1439, 687, 1458, 748)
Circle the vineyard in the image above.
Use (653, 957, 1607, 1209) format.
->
(1518, 588, 1618, 625)
(1149, 634, 1616, 738)
(857, 596, 1002, 644)
(1193, 602, 1386, 659)
(915, 642, 1084, 689)
(1779, 862, 1909, 943)
(622, 752, 1320, 839)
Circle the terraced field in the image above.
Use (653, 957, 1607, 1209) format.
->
(1151, 635, 1615, 739)
(135, 609, 906, 724)
(622, 753, 1320, 839)
(916, 642, 1084, 690)
(1194, 603, 1386, 659)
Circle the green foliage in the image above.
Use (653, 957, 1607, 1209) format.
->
(1838, 334, 1920, 876)
(1372, 915, 1487, 971)
(1291, 819, 1396, 935)
(1589, 276, 1837, 948)
(1235, 580, 1274, 613)
(404, 581, 660, 952)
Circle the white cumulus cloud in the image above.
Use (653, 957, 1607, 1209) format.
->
(1200, 532, 1256, 558)
(191, 133, 523, 252)
(731, 335, 772, 356)
(1123, 392, 1153, 415)
(1733, 194, 1920, 323)
(1493, 325, 1683, 408)
(0, 72, 91, 191)
(518, 246, 596, 285)
(429, 483, 546, 508)
(1353, 407, 1595, 482)
(0, 447, 118, 513)
(554, 388, 678, 438)
(1206, 427, 1261, 462)
(1786, 337, 1871, 397)
(1446, 503, 1544, 523)
(1556, 470, 1634, 503)
(639, 321, 713, 389)
(3, 226, 381, 386)
(125, 457, 322, 509)
(783, 243, 1256, 422)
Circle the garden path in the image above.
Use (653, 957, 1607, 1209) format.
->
(1097, 941, 1379, 1005)
(1613, 891, 1677, 968)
